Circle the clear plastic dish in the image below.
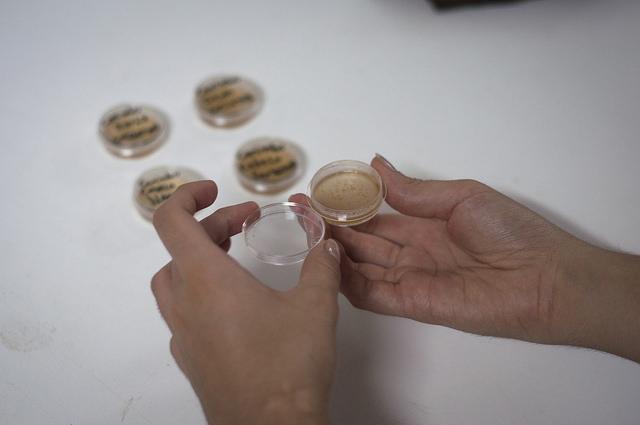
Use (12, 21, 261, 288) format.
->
(99, 103, 169, 158)
(195, 75, 264, 128)
(243, 202, 325, 266)
(235, 137, 305, 194)
(308, 160, 386, 227)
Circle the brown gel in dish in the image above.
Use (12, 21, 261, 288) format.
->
(103, 108, 160, 147)
(312, 171, 380, 211)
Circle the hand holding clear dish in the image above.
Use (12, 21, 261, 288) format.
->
(242, 160, 386, 265)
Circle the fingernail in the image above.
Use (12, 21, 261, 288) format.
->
(375, 153, 396, 171)
(325, 239, 340, 262)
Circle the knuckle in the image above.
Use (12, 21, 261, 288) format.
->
(460, 179, 491, 193)
(173, 183, 191, 196)
(150, 269, 170, 299)
(405, 176, 426, 188)
(169, 337, 179, 357)
(150, 272, 162, 296)
(215, 204, 233, 215)
(397, 177, 428, 198)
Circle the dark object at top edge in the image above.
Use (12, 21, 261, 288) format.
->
(430, 0, 527, 10)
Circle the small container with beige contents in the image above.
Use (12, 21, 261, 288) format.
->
(195, 75, 264, 128)
(99, 104, 169, 158)
(308, 160, 386, 227)
(241, 160, 385, 266)
(235, 137, 305, 194)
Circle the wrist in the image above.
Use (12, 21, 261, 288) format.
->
(201, 386, 330, 425)
(556, 242, 640, 362)
(260, 388, 330, 425)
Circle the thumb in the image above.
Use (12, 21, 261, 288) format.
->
(371, 154, 491, 220)
(296, 239, 342, 301)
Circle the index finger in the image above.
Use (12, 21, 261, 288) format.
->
(153, 181, 237, 276)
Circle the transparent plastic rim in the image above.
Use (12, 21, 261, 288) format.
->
(242, 202, 326, 266)
(99, 104, 169, 159)
(235, 137, 306, 194)
(308, 160, 386, 222)
(194, 74, 264, 127)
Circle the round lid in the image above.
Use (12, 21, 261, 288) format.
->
(195, 75, 264, 128)
(243, 202, 325, 266)
(235, 137, 305, 194)
(308, 160, 386, 227)
(99, 104, 168, 158)
(133, 166, 204, 221)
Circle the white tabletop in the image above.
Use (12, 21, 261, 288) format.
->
(2, 0, 639, 423)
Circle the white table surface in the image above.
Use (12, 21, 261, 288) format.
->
(1, 0, 639, 423)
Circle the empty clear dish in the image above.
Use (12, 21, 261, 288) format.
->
(243, 202, 325, 265)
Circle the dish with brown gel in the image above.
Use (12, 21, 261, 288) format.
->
(309, 160, 385, 227)
(312, 171, 380, 211)
(99, 104, 168, 158)
(235, 138, 305, 194)
(238, 144, 297, 182)
(195, 75, 264, 128)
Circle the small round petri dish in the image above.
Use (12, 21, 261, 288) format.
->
(195, 75, 264, 128)
(243, 202, 325, 266)
(99, 104, 169, 158)
(235, 137, 305, 194)
(133, 166, 204, 221)
(308, 160, 386, 227)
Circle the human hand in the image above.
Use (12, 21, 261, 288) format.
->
(293, 155, 640, 362)
(151, 181, 341, 425)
